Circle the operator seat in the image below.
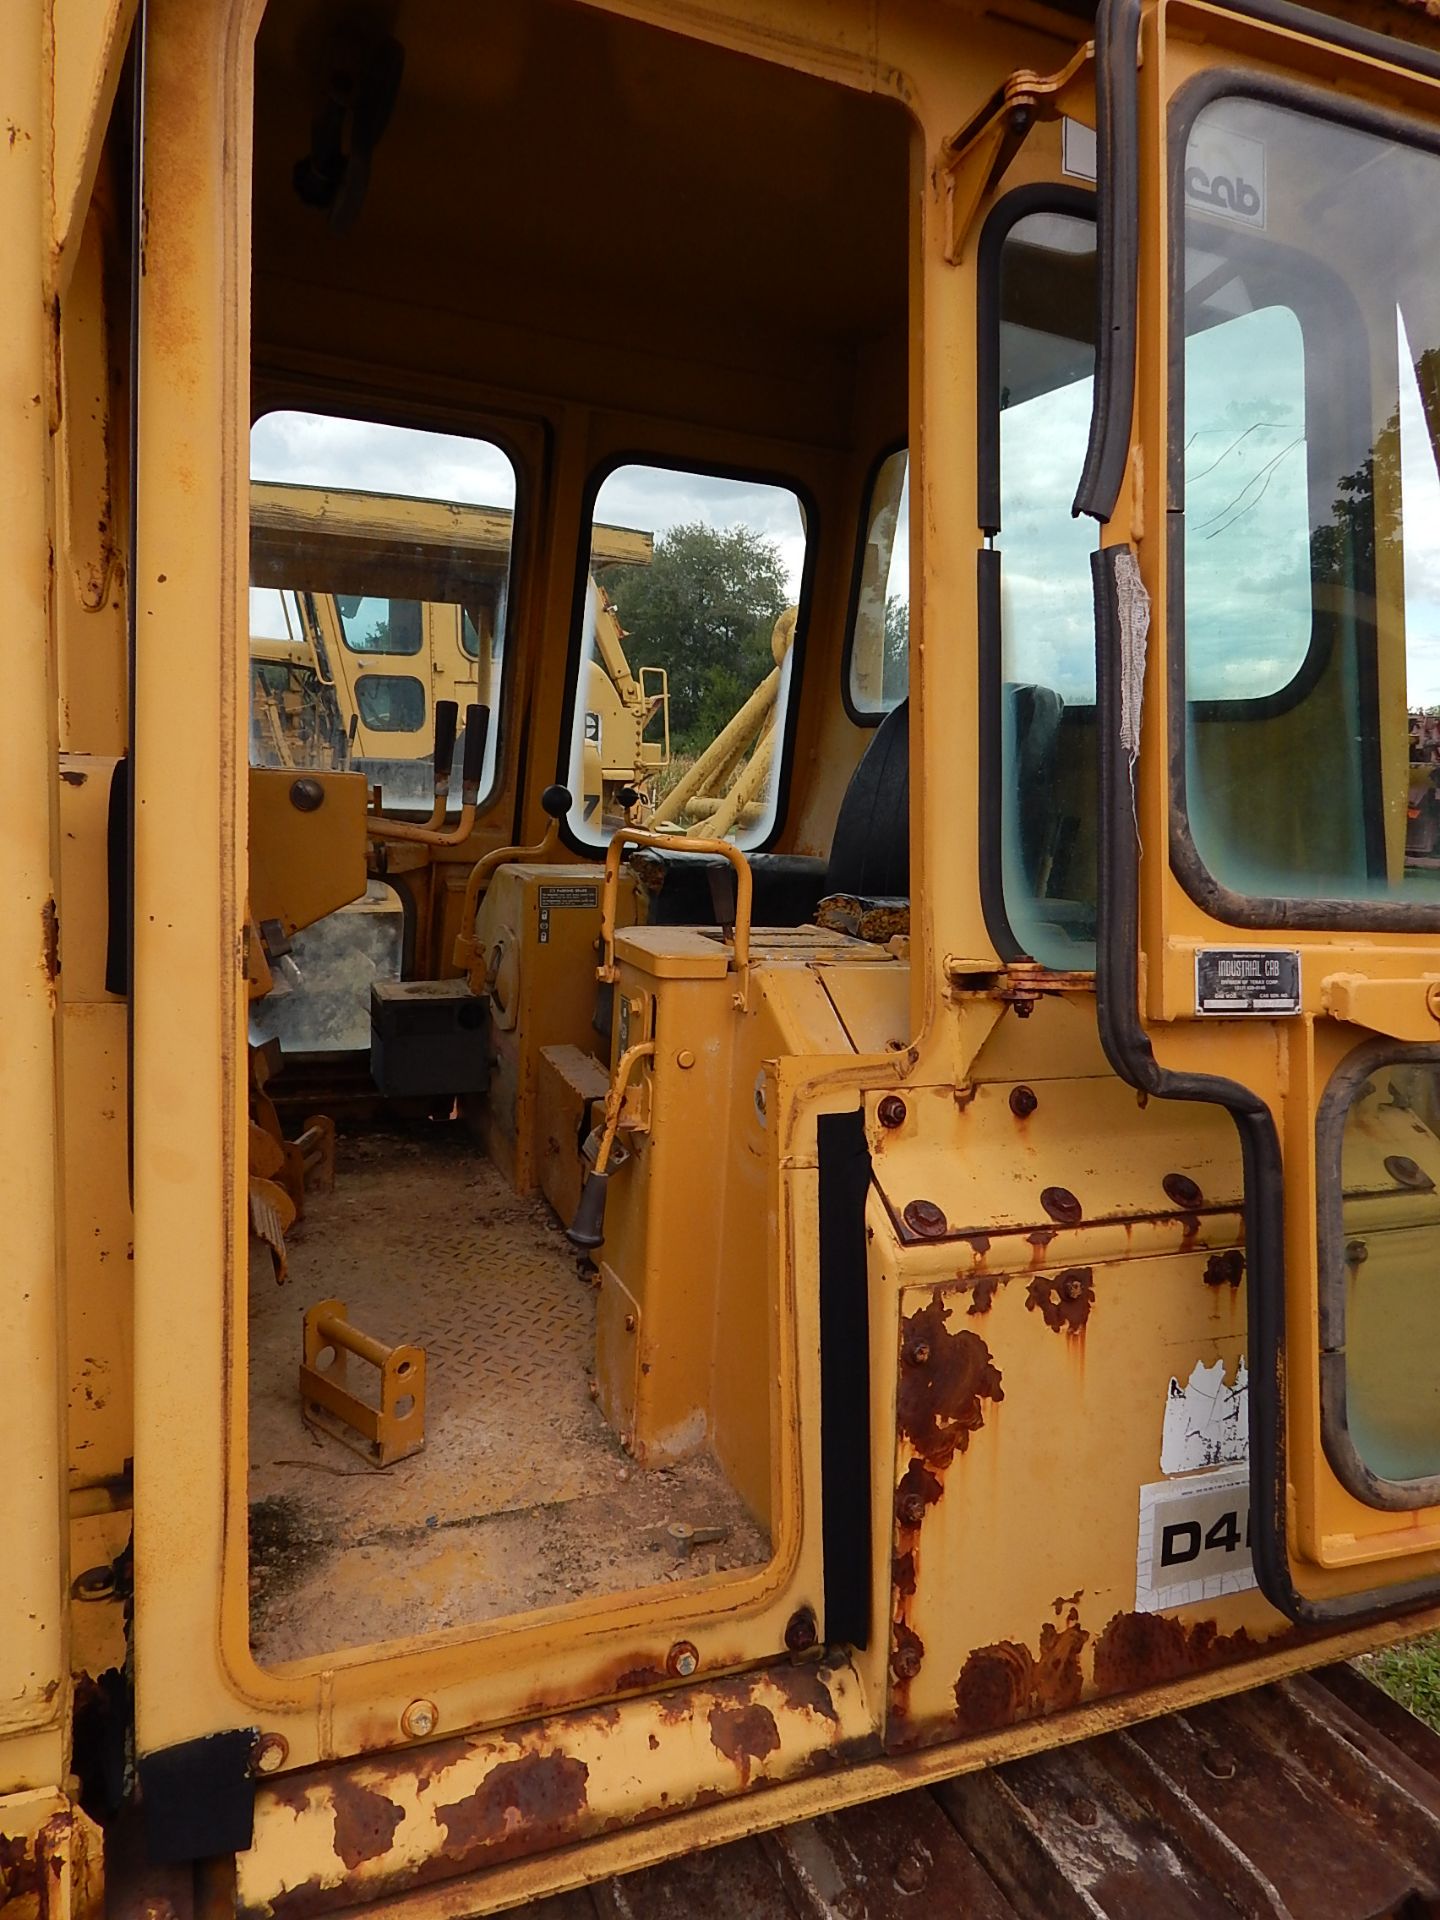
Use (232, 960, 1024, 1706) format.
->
(823, 698, 909, 898)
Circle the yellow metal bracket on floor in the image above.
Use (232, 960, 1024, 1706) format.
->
(300, 1299, 427, 1467)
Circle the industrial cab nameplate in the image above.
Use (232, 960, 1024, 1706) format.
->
(1194, 948, 1300, 1016)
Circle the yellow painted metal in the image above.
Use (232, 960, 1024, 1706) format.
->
(248, 767, 368, 940)
(0, 0, 70, 1797)
(300, 1301, 427, 1469)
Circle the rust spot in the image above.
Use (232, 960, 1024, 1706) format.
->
(0, 1831, 44, 1908)
(331, 1778, 403, 1870)
(1053, 1588, 1084, 1616)
(41, 897, 59, 984)
(967, 1276, 1000, 1316)
(648, 1733, 659, 1751)
(954, 1620, 1089, 1734)
(611, 1665, 666, 1693)
(891, 1620, 924, 1683)
(59, 768, 87, 786)
(1025, 1267, 1094, 1335)
(1178, 1212, 1202, 1253)
(435, 1752, 589, 1864)
(777, 1663, 839, 1725)
(892, 1549, 916, 1599)
(964, 1232, 991, 1261)
(895, 1458, 942, 1525)
(1204, 1249, 1245, 1289)
(1092, 1610, 1257, 1696)
(896, 1299, 1003, 1472)
(707, 1703, 780, 1786)
(1040, 1186, 1082, 1227)
(1028, 1227, 1056, 1264)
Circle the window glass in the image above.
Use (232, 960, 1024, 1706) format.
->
(355, 674, 425, 732)
(994, 209, 1100, 967)
(849, 450, 909, 715)
(249, 411, 517, 810)
(336, 594, 423, 655)
(566, 465, 806, 847)
(1177, 96, 1440, 911)
(1335, 1060, 1440, 1488)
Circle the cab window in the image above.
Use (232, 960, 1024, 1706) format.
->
(565, 463, 808, 847)
(249, 409, 517, 811)
(848, 448, 909, 717)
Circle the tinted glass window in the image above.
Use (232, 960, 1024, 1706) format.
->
(355, 674, 425, 732)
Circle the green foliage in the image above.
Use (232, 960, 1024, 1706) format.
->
(884, 594, 910, 706)
(598, 521, 789, 756)
(1359, 1635, 1440, 1730)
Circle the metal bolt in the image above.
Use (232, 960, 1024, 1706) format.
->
(624, 1313, 636, 1332)
(677, 1049, 696, 1069)
(904, 1340, 931, 1368)
(1060, 1271, 1086, 1301)
(1040, 1186, 1082, 1227)
(784, 1607, 818, 1654)
(1163, 1172, 1204, 1210)
(902, 1198, 948, 1239)
(893, 1845, 929, 1894)
(877, 1094, 907, 1129)
(667, 1641, 699, 1678)
(1202, 1747, 1237, 1781)
(401, 1699, 438, 1739)
(1203, 1249, 1245, 1288)
(1009, 1084, 1039, 1118)
(289, 777, 324, 812)
(1345, 1239, 1368, 1267)
(1386, 1154, 1435, 1191)
(891, 1642, 922, 1681)
(251, 1732, 289, 1775)
(72, 1564, 116, 1602)
(896, 1490, 926, 1527)
(1069, 1795, 1098, 1828)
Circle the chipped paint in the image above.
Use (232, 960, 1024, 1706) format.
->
(708, 1705, 780, 1786)
(896, 1299, 1004, 1472)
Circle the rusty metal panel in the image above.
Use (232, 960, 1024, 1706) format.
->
(882, 1246, 1265, 1751)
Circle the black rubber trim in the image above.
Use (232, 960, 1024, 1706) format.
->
(124, 5, 144, 1201)
(1095, 545, 1440, 1624)
(816, 1108, 873, 1650)
(105, 757, 130, 997)
(1317, 1037, 1440, 1512)
(1073, 0, 1141, 523)
(840, 439, 907, 729)
(976, 549, 1025, 964)
(138, 1726, 257, 1862)
(1165, 68, 1440, 929)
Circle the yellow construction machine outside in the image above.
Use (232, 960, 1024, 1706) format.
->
(13, 0, 1440, 1915)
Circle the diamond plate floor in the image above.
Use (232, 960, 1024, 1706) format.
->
(248, 1127, 768, 1665)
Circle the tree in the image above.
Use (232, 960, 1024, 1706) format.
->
(597, 522, 790, 755)
(883, 594, 910, 706)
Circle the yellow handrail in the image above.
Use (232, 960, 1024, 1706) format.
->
(599, 827, 752, 1010)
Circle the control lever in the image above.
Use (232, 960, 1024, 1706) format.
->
(566, 1042, 652, 1249)
(367, 701, 491, 847)
(422, 699, 459, 831)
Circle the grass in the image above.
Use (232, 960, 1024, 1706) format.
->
(1357, 1632, 1440, 1729)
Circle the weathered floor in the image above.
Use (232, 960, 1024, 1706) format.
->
(248, 1127, 767, 1664)
(494, 1666, 1440, 1919)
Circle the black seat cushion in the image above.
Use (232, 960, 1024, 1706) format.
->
(631, 848, 827, 927)
(824, 699, 909, 899)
